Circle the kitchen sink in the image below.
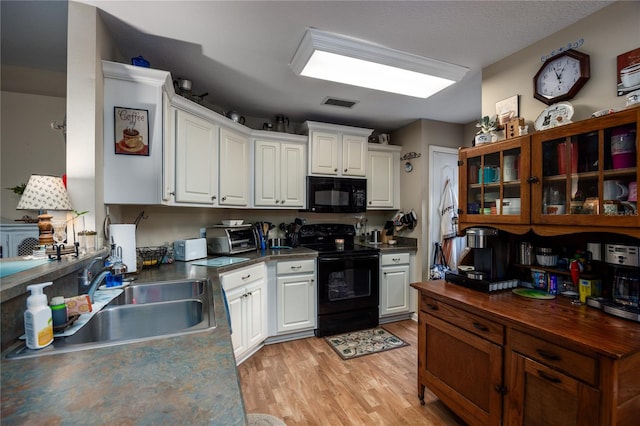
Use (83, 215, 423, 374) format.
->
(4, 279, 216, 359)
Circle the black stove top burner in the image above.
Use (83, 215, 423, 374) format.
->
(299, 223, 379, 256)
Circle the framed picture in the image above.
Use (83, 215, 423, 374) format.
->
(495, 95, 519, 128)
(114, 107, 149, 156)
(617, 47, 640, 96)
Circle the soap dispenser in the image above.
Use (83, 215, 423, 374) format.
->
(24, 282, 54, 349)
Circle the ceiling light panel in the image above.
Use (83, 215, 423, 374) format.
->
(290, 28, 469, 98)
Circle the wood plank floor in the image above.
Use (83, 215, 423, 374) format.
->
(238, 320, 466, 425)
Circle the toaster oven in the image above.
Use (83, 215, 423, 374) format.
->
(206, 225, 257, 255)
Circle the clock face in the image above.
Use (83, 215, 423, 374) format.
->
(536, 56, 581, 99)
(533, 50, 590, 105)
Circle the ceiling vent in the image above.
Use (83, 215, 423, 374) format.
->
(322, 97, 358, 108)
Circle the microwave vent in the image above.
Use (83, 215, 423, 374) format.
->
(322, 97, 358, 108)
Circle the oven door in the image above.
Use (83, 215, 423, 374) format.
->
(317, 253, 379, 314)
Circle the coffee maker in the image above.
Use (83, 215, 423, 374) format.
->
(588, 244, 640, 322)
(445, 227, 512, 292)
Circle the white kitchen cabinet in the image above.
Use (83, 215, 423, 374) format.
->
(219, 127, 250, 206)
(367, 144, 401, 209)
(254, 133, 307, 208)
(379, 252, 411, 318)
(220, 263, 267, 363)
(174, 108, 219, 205)
(276, 258, 316, 334)
(304, 121, 372, 177)
(103, 61, 172, 204)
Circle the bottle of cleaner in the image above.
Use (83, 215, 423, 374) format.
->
(24, 282, 54, 349)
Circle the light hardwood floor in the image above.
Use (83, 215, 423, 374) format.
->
(238, 319, 466, 425)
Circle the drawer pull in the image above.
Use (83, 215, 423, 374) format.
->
(242, 274, 251, 280)
(538, 370, 562, 384)
(290, 265, 302, 270)
(536, 349, 561, 361)
(472, 322, 489, 332)
(393, 258, 400, 262)
(426, 303, 438, 311)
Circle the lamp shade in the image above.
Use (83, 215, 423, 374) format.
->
(16, 175, 73, 211)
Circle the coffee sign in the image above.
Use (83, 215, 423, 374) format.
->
(114, 106, 149, 156)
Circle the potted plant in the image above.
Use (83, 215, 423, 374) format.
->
(475, 115, 498, 144)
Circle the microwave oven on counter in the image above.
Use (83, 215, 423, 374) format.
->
(306, 176, 367, 213)
(206, 225, 258, 255)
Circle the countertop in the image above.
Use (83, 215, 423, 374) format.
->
(411, 280, 640, 360)
(1, 249, 318, 426)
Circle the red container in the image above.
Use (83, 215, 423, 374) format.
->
(611, 127, 636, 169)
(557, 142, 578, 174)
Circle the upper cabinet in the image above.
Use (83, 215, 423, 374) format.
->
(219, 127, 250, 206)
(253, 132, 307, 208)
(367, 144, 401, 209)
(459, 106, 640, 237)
(303, 121, 372, 177)
(103, 61, 172, 204)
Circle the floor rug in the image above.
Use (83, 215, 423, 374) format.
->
(325, 327, 409, 360)
(247, 413, 287, 426)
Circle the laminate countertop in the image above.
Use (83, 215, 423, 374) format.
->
(1, 249, 317, 426)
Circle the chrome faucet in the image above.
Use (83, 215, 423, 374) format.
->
(79, 256, 127, 302)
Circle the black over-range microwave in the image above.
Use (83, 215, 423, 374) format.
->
(306, 176, 367, 213)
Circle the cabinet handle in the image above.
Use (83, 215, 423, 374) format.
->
(536, 349, 561, 361)
(169, 191, 175, 196)
(537, 370, 562, 384)
(494, 385, 507, 394)
(369, 201, 372, 204)
(275, 199, 279, 204)
(280, 200, 285, 204)
(242, 274, 251, 280)
(527, 176, 539, 184)
(393, 258, 400, 262)
(384, 272, 387, 276)
(222, 196, 227, 202)
(472, 322, 490, 332)
(212, 196, 217, 201)
(344, 168, 348, 173)
(426, 303, 438, 311)
(334, 168, 338, 172)
(290, 265, 302, 270)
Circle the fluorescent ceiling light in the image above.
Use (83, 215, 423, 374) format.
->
(290, 28, 468, 98)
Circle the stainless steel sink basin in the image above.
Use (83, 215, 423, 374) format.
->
(5, 279, 216, 359)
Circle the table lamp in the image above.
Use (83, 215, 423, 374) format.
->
(16, 175, 73, 245)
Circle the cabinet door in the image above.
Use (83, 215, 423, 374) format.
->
(459, 136, 530, 228)
(254, 140, 280, 207)
(368, 150, 395, 208)
(310, 131, 339, 175)
(422, 313, 503, 425)
(531, 109, 639, 229)
(342, 134, 367, 176)
(225, 285, 248, 358)
(280, 143, 306, 207)
(380, 263, 410, 316)
(219, 127, 250, 206)
(277, 273, 316, 333)
(245, 279, 267, 349)
(175, 109, 219, 204)
(506, 353, 599, 426)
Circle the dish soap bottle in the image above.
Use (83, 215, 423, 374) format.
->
(24, 282, 54, 349)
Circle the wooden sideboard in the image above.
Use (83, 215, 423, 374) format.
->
(411, 280, 640, 426)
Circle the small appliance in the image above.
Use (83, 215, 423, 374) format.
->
(206, 225, 258, 255)
(306, 176, 367, 213)
(587, 244, 640, 322)
(174, 238, 207, 261)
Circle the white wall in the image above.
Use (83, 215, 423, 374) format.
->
(482, 1, 639, 128)
(0, 91, 66, 220)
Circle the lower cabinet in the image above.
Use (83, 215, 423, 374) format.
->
(418, 295, 504, 425)
(276, 259, 316, 334)
(220, 263, 267, 363)
(379, 252, 411, 317)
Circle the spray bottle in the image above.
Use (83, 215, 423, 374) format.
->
(24, 282, 54, 349)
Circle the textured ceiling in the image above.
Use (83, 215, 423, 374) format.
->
(2, 1, 613, 131)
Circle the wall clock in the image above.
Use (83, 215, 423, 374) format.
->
(533, 49, 590, 105)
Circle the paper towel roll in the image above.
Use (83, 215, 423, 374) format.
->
(109, 224, 137, 273)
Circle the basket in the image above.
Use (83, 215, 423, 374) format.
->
(136, 246, 167, 269)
